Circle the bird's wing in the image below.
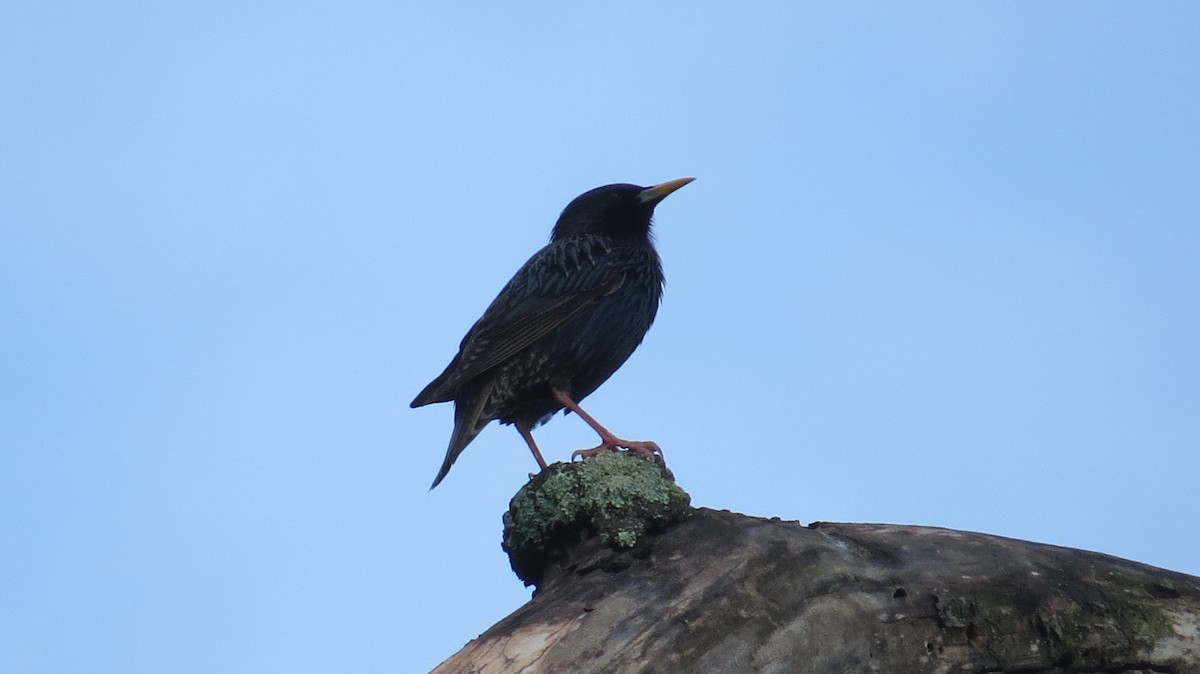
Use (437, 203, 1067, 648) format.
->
(411, 243, 624, 405)
(454, 280, 619, 380)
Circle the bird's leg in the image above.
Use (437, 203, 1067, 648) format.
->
(551, 389, 662, 462)
(515, 422, 549, 471)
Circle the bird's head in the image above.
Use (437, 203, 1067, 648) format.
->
(551, 178, 694, 242)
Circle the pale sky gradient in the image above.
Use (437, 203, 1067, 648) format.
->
(2, 3, 1198, 673)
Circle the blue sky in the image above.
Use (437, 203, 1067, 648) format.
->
(2, 3, 1198, 672)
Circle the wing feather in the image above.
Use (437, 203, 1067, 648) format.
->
(411, 238, 623, 406)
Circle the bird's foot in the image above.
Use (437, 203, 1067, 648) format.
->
(620, 439, 662, 460)
(571, 438, 662, 462)
(570, 444, 612, 461)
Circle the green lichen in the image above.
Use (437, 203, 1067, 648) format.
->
(501, 451, 691, 585)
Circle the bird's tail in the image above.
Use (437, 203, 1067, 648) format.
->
(429, 380, 494, 489)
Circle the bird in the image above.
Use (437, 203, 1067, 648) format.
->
(412, 178, 694, 489)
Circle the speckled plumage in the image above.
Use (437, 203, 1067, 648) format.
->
(412, 179, 693, 488)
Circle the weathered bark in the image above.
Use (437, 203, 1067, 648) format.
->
(433, 454, 1200, 674)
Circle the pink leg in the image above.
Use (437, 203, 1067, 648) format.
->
(551, 389, 662, 461)
(515, 422, 548, 470)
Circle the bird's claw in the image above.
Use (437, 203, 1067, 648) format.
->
(624, 440, 662, 460)
(570, 444, 610, 462)
(571, 439, 663, 462)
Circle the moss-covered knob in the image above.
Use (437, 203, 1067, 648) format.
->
(502, 452, 692, 586)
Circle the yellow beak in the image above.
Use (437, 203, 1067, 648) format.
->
(638, 177, 696, 205)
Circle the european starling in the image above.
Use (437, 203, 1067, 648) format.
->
(412, 178, 694, 488)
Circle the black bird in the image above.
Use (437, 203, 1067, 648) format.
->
(412, 178, 694, 488)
